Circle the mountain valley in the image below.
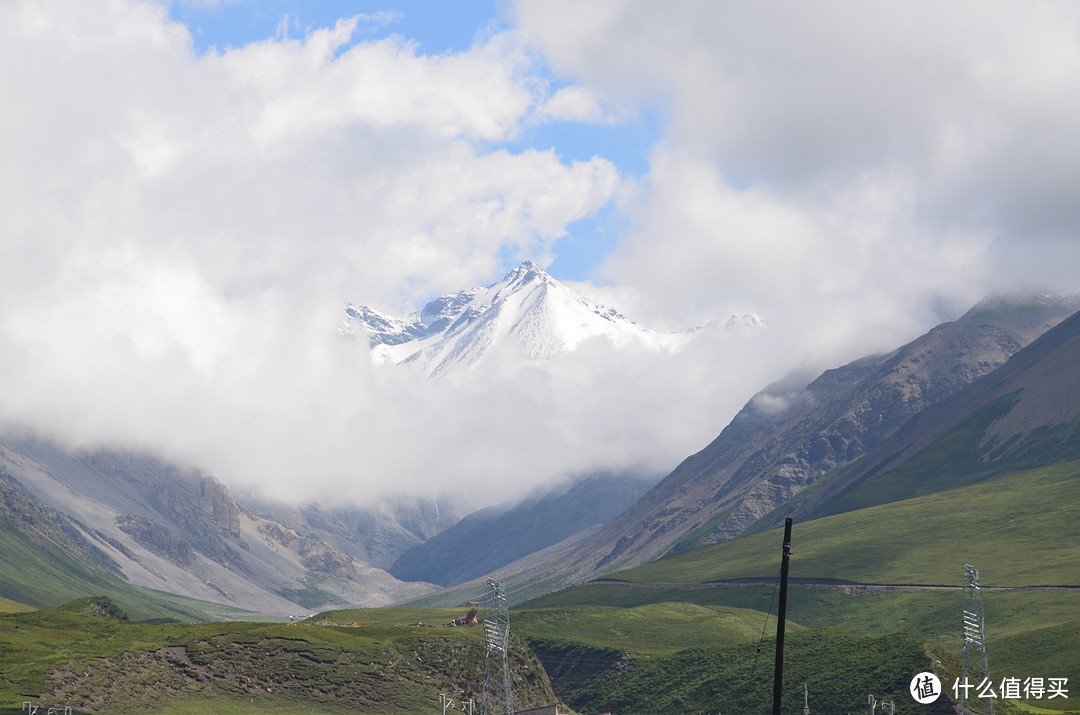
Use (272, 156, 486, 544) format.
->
(3, 285, 1080, 713)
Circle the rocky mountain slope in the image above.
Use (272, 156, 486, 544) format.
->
(343, 260, 762, 377)
(404, 293, 1080, 605)
(789, 302, 1080, 522)
(564, 293, 1080, 576)
(0, 467, 126, 607)
(0, 437, 434, 614)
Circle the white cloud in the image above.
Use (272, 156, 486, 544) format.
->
(0, 0, 625, 504)
(517, 0, 1080, 358)
(534, 85, 610, 123)
(4, 0, 1080, 514)
(221, 22, 536, 146)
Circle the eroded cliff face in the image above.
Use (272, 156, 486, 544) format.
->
(80, 450, 380, 584)
(0, 440, 436, 613)
(244, 494, 475, 571)
(115, 513, 198, 567)
(296, 538, 358, 579)
(80, 452, 247, 569)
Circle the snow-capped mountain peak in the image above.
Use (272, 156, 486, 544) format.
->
(342, 262, 761, 378)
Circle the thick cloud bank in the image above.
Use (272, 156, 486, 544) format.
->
(517, 0, 1080, 328)
(2, 0, 1080, 506)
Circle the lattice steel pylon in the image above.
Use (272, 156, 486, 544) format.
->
(480, 579, 513, 715)
(961, 564, 994, 715)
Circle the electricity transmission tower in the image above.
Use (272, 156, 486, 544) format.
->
(961, 564, 994, 715)
(481, 579, 513, 715)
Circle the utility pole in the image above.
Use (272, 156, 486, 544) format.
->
(867, 694, 876, 715)
(772, 518, 793, 715)
(803, 681, 810, 715)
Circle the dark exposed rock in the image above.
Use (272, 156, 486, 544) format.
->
(78, 452, 246, 569)
(115, 514, 197, 567)
(297, 539, 358, 579)
(257, 520, 298, 548)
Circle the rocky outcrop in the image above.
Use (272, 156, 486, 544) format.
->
(78, 452, 246, 567)
(296, 539, 358, 579)
(115, 514, 197, 567)
(257, 520, 298, 548)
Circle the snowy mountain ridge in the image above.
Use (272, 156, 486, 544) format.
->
(343, 261, 763, 378)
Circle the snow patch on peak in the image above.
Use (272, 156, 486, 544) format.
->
(343, 262, 765, 378)
(689, 313, 768, 334)
(725, 313, 767, 332)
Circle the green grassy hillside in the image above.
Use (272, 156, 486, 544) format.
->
(0, 599, 556, 714)
(514, 601, 782, 658)
(0, 517, 262, 623)
(552, 629, 947, 715)
(608, 461, 1080, 587)
(815, 394, 1080, 519)
(0, 490, 129, 607)
(523, 581, 1080, 644)
(0, 597, 33, 614)
(516, 462, 1080, 714)
(516, 606, 952, 715)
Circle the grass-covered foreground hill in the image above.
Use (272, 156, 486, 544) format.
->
(514, 461, 1080, 714)
(0, 598, 556, 714)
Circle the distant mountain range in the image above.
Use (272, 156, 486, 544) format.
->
(0, 263, 735, 616)
(342, 260, 763, 377)
(5, 282, 1080, 616)
(0, 435, 657, 617)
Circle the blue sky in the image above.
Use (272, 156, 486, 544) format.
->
(171, 1, 500, 55)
